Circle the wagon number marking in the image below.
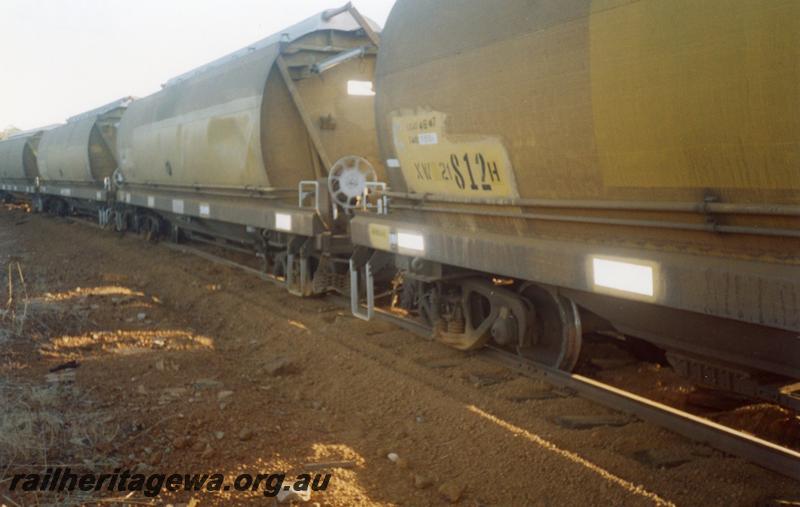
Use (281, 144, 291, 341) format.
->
(444, 152, 502, 192)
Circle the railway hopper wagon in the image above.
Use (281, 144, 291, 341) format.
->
(33, 97, 132, 217)
(348, 0, 800, 406)
(113, 5, 383, 296)
(0, 128, 49, 202)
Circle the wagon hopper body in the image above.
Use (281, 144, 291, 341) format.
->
(0, 129, 48, 199)
(114, 7, 383, 294)
(35, 98, 132, 215)
(6, 1, 798, 410)
(350, 0, 800, 395)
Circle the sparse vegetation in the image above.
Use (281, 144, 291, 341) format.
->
(0, 378, 121, 506)
(0, 126, 21, 141)
(2, 261, 29, 342)
(1, 261, 119, 506)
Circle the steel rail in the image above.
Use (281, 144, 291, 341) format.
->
(141, 236, 800, 482)
(482, 347, 800, 482)
(162, 242, 286, 288)
(357, 304, 800, 480)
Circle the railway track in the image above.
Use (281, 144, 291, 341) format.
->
(158, 238, 800, 482)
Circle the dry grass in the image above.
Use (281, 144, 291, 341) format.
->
(1, 261, 73, 347)
(0, 262, 122, 506)
(0, 378, 123, 506)
(2, 261, 30, 344)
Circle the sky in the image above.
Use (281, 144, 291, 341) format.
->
(0, 0, 396, 130)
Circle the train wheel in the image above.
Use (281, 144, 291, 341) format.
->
(32, 196, 44, 213)
(113, 209, 128, 235)
(518, 284, 582, 371)
(436, 278, 532, 352)
(144, 216, 161, 243)
(51, 199, 67, 217)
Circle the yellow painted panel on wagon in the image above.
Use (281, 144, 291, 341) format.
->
(590, 0, 800, 189)
(391, 110, 519, 198)
(368, 223, 392, 251)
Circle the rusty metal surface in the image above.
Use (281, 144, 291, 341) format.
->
(117, 8, 383, 195)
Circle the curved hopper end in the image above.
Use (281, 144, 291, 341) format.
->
(163, 5, 382, 89)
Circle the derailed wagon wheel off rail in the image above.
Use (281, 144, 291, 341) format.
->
(518, 283, 582, 371)
(327, 156, 377, 210)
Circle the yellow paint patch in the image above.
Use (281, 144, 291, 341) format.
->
(367, 223, 391, 251)
(391, 110, 519, 198)
(590, 0, 800, 189)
